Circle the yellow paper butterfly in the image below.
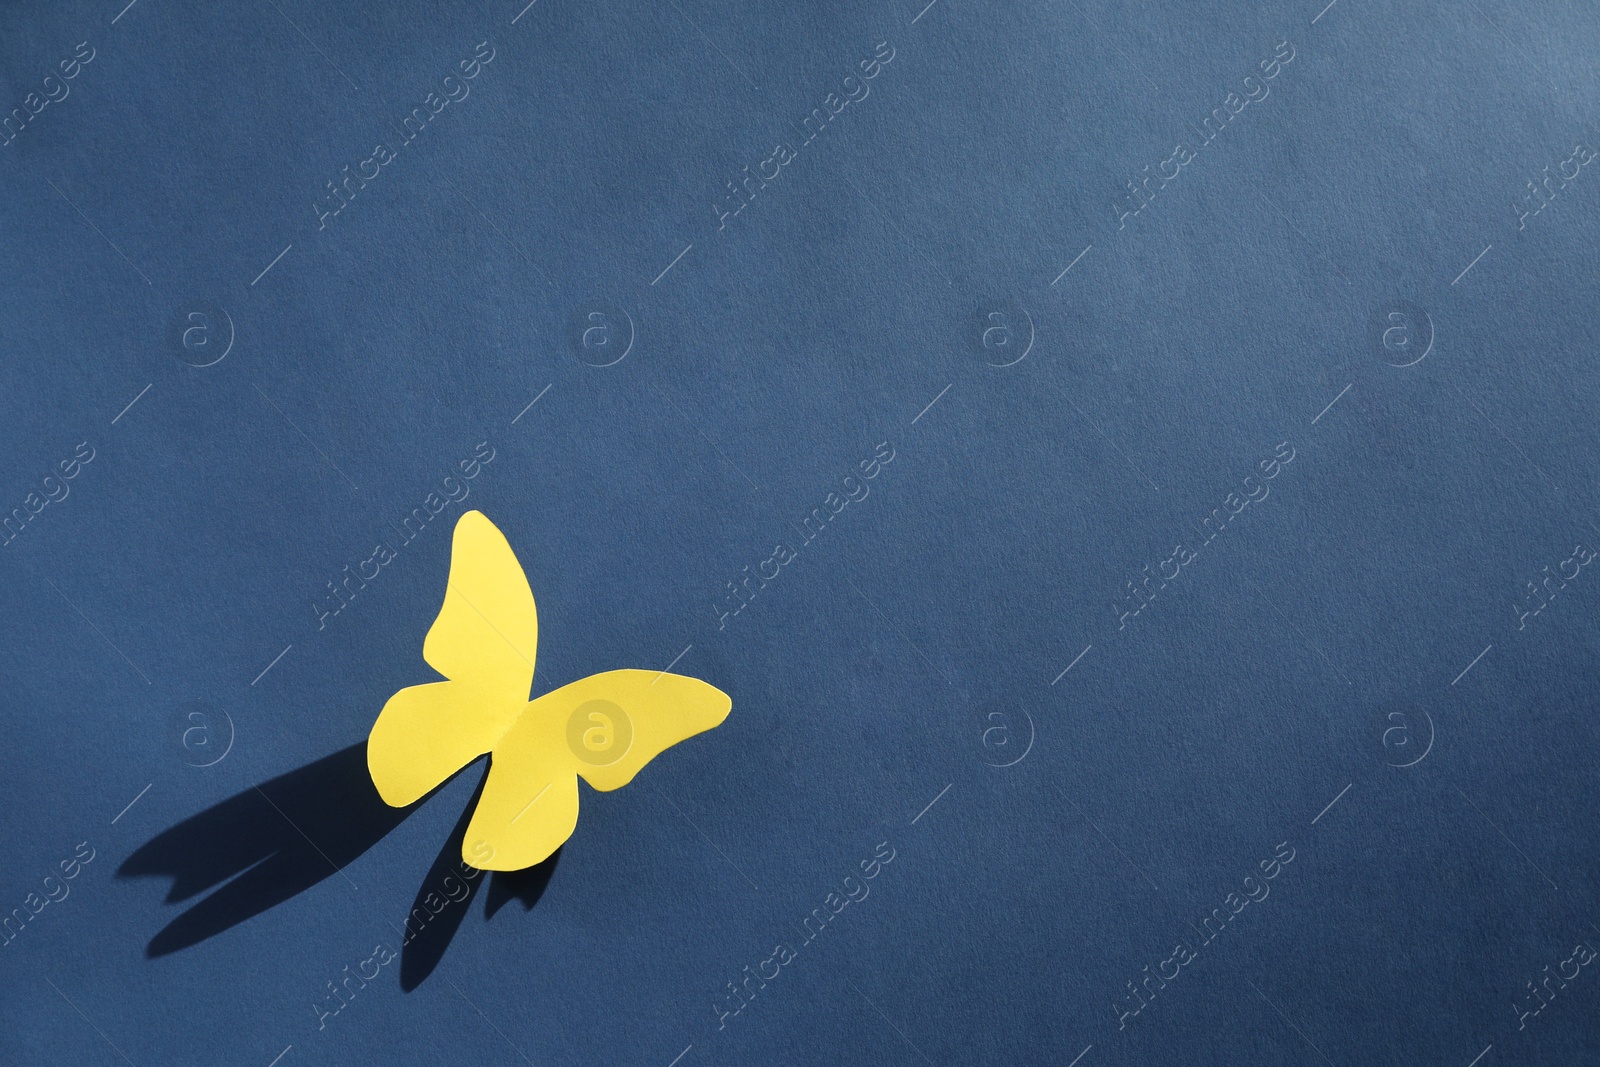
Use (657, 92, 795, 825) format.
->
(367, 510, 731, 871)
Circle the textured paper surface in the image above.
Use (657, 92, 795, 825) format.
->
(3, 0, 1600, 1064)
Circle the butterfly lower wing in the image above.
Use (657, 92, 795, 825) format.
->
(368, 682, 523, 807)
(534, 669, 731, 793)
(466, 710, 580, 871)
(422, 510, 538, 699)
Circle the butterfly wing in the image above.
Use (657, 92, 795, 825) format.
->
(367, 511, 540, 807)
(421, 510, 538, 692)
(367, 681, 512, 807)
(539, 669, 731, 792)
(464, 706, 580, 871)
(461, 670, 729, 869)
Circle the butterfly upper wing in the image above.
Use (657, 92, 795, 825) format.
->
(367, 511, 539, 808)
(538, 669, 732, 792)
(422, 510, 538, 693)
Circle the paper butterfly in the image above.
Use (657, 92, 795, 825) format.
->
(368, 510, 731, 871)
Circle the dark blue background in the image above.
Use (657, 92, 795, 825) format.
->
(2, 0, 1599, 1064)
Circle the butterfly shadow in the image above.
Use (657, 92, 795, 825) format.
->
(397, 767, 560, 991)
(118, 741, 559, 991)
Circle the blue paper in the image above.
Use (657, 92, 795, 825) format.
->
(3, 0, 1599, 1063)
